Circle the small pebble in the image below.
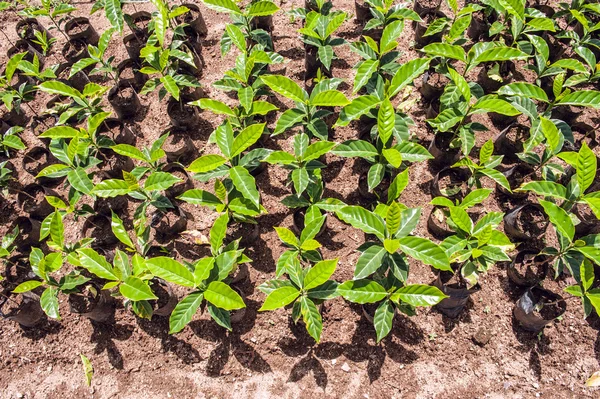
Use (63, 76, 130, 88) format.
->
(331, 359, 337, 365)
(342, 362, 350, 372)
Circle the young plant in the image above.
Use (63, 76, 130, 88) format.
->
(0, 126, 26, 155)
(334, 202, 448, 342)
(431, 188, 514, 287)
(167, 214, 249, 333)
(263, 133, 335, 196)
(262, 76, 349, 140)
(259, 208, 338, 342)
(38, 81, 108, 124)
(20, 0, 75, 40)
(452, 140, 511, 192)
(299, 10, 347, 74)
(359, 0, 420, 32)
(0, 54, 37, 116)
(185, 121, 267, 213)
(69, 28, 118, 84)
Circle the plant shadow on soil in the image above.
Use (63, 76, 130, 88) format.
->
(18, 318, 64, 341)
(278, 303, 423, 389)
(136, 316, 202, 365)
(90, 319, 135, 370)
(189, 298, 272, 376)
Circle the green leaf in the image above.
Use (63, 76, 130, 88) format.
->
(169, 292, 203, 334)
(374, 300, 394, 342)
(261, 75, 307, 103)
(577, 143, 597, 192)
(398, 236, 451, 271)
(160, 75, 179, 101)
(310, 90, 350, 107)
(336, 206, 386, 240)
(472, 47, 529, 65)
(335, 95, 381, 127)
(229, 166, 260, 208)
(67, 168, 93, 195)
(120, 276, 158, 301)
(388, 169, 409, 202)
(259, 286, 300, 310)
(304, 259, 337, 290)
(353, 60, 379, 93)
(499, 0, 524, 20)
(104, 0, 123, 32)
(41, 287, 59, 319)
(210, 213, 229, 253)
(231, 123, 265, 158)
(2, 135, 25, 150)
(39, 126, 79, 139)
(377, 98, 395, 144)
(355, 245, 387, 279)
(248, 0, 279, 16)
(274, 226, 299, 247)
(49, 211, 64, 247)
(192, 99, 236, 117)
(386, 202, 402, 236)
(187, 154, 227, 173)
(300, 296, 322, 342)
(449, 206, 473, 234)
(332, 140, 378, 157)
(145, 257, 195, 287)
(556, 90, 600, 108)
(540, 117, 561, 153)
(204, 281, 245, 310)
(144, 171, 181, 191)
(92, 179, 131, 197)
(202, 0, 241, 13)
(422, 43, 466, 62)
(38, 80, 81, 98)
(13, 280, 44, 293)
(78, 248, 118, 280)
(392, 284, 447, 306)
(577, 247, 600, 266)
(337, 279, 387, 304)
(471, 97, 521, 116)
(388, 58, 431, 98)
(111, 211, 134, 248)
(540, 200, 574, 242)
(177, 189, 222, 206)
(517, 181, 567, 199)
(226, 24, 246, 52)
(498, 83, 548, 102)
(80, 354, 93, 387)
(111, 144, 147, 161)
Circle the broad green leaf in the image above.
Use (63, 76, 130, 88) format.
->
(187, 154, 227, 173)
(449, 206, 473, 234)
(231, 123, 265, 158)
(104, 0, 123, 31)
(177, 189, 222, 206)
(202, 0, 241, 13)
(145, 257, 195, 287)
(259, 286, 300, 310)
(229, 166, 259, 208)
(39, 126, 79, 139)
(386, 201, 402, 236)
(80, 354, 93, 387)
(577, 143, 597, 192)
(398, 236, 451, 271)
(471, 97, 521, 116)
(392, 284, 447, 306)
(300, 296, 322, 342)
(192, 99, 236, 116)
(13, 280, 44, 293)
(374, 300, 394, 342)
(38, 80, 81, 98)
(273, 108, 305, 135)
(498, 83, 548, 102)
(92, 179, 131, 197)
(49, 211, 64, 247)
(577, 247, 600, 266)
(422, 43, 466, 62)
(517, 181, 567, 199)
(337, 279, 387, 304)
(261, 75, 307, 103)
(556, 90, 600, 108)
(336, 206, 386, 240)
(111, 211, 134, 248)
(77, 248, 118, 280)
(144, 171, 181, 191)
(540, 117, 561, 153)
(303, 259, 338, 290)
(377, 98, 395, 144)
(332, 140, 378, 158)
(169, 292, 203, 334)
(248, 0, 279, 16)
(355, 245, 387, 279)
(204, 281, 245, 310)
(353, 60, 379, 93)
(388, 58, 431, 97)
(274, 226, 299, 247)
(335, 95, 381, 127)
(226, 24, 246, 53)
(41, 287, 60, 319)
(310, 90, 350, 107)
(540, 200, 574, 241)
(111, 144, 147, 161)
(120, 276, 158, 301)
(160, 76, 179, 100)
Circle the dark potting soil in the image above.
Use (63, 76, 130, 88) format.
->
(69, 290, 98, 314)
(115, 87, 136, 103)
(438, 171, 467, 197)
(63, 40, 86, 59)
(68, 21, 89, 35)
(23, 149, 50, 175)
(513, 253, 546, 282)
(533, 301, 563, 321)
(516, 206, 547, 236)
(118, 65, 136, 80)
(21, 186, 45, 213)
(170, 103, 196, 120)
(426, 73, 450, 90)
(150, 280, 171, 310)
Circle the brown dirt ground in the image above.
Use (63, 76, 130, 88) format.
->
(1, 0, 600, 398)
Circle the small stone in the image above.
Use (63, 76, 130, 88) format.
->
(331, 359, 337, 365)
(342, 362, 350, 372)
(533, 383, 540, 389)
(503, 382, 511, 390)
(250, 337, 257, 343)
(473, 327, 491, 346)
(16, 394, 23, 399)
